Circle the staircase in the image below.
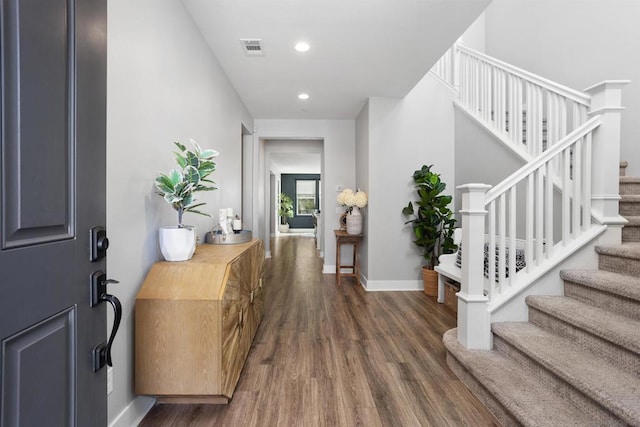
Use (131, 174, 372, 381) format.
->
(444, 165, 640, 425)
(620, 163, 640, 243)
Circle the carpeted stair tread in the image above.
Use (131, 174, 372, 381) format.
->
(596, 243, 640, 260)
(620, 176, 640, 183)
(560, 269, 640, 303)
(443, 329, 596, 426)
(492, 322, 640, 424)
(623, 216, 640, 225)
(621, 194, 640, 201)
(526, 295, 640, 355)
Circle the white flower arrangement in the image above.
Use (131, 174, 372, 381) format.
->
(337, 188, 368, 209)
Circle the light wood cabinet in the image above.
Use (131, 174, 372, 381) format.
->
(135, 239, 264, 404)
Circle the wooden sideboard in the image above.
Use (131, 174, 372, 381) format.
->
(135, 239, 265, 404)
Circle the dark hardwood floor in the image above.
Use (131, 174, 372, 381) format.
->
(139, 236, 498, 426)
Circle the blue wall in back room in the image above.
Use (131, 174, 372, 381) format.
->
(281, 173, 321, 229)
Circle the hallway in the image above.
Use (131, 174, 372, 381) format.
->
(140, 236, 498, 426)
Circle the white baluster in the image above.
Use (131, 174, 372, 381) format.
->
(547, 92, 557, 148)
(508, 186, 517, 288)
(536, 167, 544, 264)
(452, 44, 460, 91)
(535, 86, 544, 155)
(559, 97, 568, 139)
(483, 62, 491, 121)
(516, 78, 524, 146)
(488, 202, 496, 297)
(507, 74, 516, 144)
(573, 140, 582, 237)
(496, 69, 506, 136)
(499, 193, 506, 289)
(583, 133, 592, 231)
(545, 161, 554, 258)
(562, 147, 571, 245)
(526, 174, 534, 272)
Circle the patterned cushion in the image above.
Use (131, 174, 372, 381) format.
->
(455, 241, 526, 281)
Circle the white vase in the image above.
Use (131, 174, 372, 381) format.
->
(278, 223, 290, 233)
(159, 226, 196, 261)
(346, 207, 363, 235)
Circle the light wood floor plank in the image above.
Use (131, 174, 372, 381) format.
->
(139, 236, 498, 426)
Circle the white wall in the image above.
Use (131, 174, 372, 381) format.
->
(484, 0, 640, 176)
(361, 72, 457, 290)
(254, 120, 355, 271)
(106, 0, 253, 425)
(355, 101, 370, 279)
(454, 107, 525, 214)
(460, 11, 486, 52)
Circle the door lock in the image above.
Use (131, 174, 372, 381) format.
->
(89, 226, 109, 262)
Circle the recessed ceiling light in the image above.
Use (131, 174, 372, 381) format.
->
(295, 42, 310, 52)
(298, 93, 310, 100)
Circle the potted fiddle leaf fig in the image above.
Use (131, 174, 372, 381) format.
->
(154, 139, 219, 261)
(278, 192, 294, 233)
(402, 164, 457, 296)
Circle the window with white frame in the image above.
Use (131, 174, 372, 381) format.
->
(296, 180, 316, 216)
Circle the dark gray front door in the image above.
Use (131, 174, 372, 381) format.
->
(0, 0, 107, 426)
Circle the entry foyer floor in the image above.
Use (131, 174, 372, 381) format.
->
(140, 235, 498, 426)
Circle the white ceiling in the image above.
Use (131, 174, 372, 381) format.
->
(182, 0, 490, 120)
(270, 152, 321, 174)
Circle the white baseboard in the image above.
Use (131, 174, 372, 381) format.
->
(323, 265, 358, 274)
(109, 396, 155, 427)
(322, 265, 422, 292)
(363, 280, 423, 292)
(322, 264, 336, 274)
(265, 250, 272, 258)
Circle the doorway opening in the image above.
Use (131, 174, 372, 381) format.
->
(264, 139, 324, 257)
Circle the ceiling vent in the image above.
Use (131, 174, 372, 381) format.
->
(240, 39, 264, 56)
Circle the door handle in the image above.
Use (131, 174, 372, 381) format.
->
(90, 271, 122, 372)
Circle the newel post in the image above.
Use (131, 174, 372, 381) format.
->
(584, 80, 630, 227)
(456, 184, 492, 350)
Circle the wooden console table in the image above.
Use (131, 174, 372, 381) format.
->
(334, 230, 363, 286)
(135, 239, 264, 404)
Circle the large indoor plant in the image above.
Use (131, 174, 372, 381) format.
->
(155, 139, 218, 261)
(402, 164, 457, 296)
(278, 192, 294, 233)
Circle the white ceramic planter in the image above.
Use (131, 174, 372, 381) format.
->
(346, 207, 363, 235)
(278, 223, 290, 233)
(159, 226, 196, 261)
